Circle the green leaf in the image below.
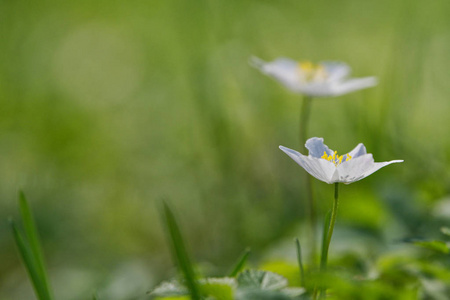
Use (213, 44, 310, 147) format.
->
(441, 227, 450, 237)
(294, 238, 304, 287)
(229, 248, 251, 277)
(237, 270, 288, 291)
(150, 278, 237, 300)
(149, 280, 188, 297)
(10, 219, 48, 300)
(154, 297, 190, 300)
(259, 261, 301, 287)
(282, 287, 306, 297)
(162, 201, 201, 300)
(18, 191, 53, 300)
(199, 277, 237, 300)
(413, 240, 450, 254)
(236, 289, 291, 300)
(320, 210, 332, 271)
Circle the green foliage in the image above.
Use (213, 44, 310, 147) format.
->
(229, 248, 251, 277)
(150, 280, 188, 298)
(236, 270, 305, 300)
(236, 270, 287, 291)
(441, 227, 450, 236)
(199, 278, 236, 300)
(259, 261, 302, 287)
(150, 270, 305, 300)
(150, 278, 238, 300)
(3, 0, 450, 299)
(405, 227, 450, 254)
(294, 239, 305, 287)
(320, 210, 332, 272)
(319, 272, 419, 300)
(162, 202, 201, 300)
(151, 201, 450, 299)
(10, 192, 53, 300)
(157, 204, 306, 300)
(413, 240, 450, 254)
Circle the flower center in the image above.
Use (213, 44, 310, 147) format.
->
(298, 61, 327, 81)
(321, 151, 352, 166)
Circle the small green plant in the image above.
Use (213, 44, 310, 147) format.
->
(152, 201, 305, 300)
(162, 201, 201, 300)
(10, 191, 54, 300)
(406, 227, 450, 254)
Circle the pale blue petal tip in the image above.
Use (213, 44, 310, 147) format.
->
(249, 56, 266, 69)
(305, 137, 331, 158)
(279, 145, 299, 156)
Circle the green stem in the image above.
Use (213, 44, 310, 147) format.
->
(299, 96, 316, 265)
(295, 238, 305, 287)
(299, 96, 312, 147)
(319, 183, 339, 299)
(326, 183, 340, 252)
(321, 183, 339, 271)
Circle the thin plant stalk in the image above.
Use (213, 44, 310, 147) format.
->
(10, 220, 48, 300)
(295, 238, 305, 287)
(10, 192, 53, 300)
(319, 183, 340, 299)
(229, 247, 251, 277)
(313, 210, 331, 300)
(299, 96, 317, 264)
(18, 192, 52, 298)
(319, 210, 332, 273)
(162, 201, 201, 300)
(326, 183, 340, 262)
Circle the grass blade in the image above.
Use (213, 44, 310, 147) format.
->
(295, 238, 305, 287)
(320, 210, 332, 272)
(162, 201, 201, 300)
(228, 247, 251, 277)
(18, 191, 53, 300)
(10, 219, 48, 300)
(317, 210, 332, 300)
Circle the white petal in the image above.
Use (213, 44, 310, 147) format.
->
(336, 154, 403, 184)
(279, 146, 336, 183)
(298, 83, 334, 97)
(321, 62, 351, 82)
(331, 77, 378, 96)
(335, 154, 374, 183)
(300, 77, 376, 97)
(250, 57, 303, 93)
(305, 137, 333, 158)
(347, 143, 367, 158)
(249, 56, 267, 69)
(250, 56, 378, 97)
(355, 159, 404, 183)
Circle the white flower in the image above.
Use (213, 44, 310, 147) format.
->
(279, 137, 403, 184)
(250, 57, 377, 97)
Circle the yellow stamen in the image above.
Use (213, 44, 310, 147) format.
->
(320, 150, 352, 166)
(299, 61, 314, 72)
(298, 61, 328, 81)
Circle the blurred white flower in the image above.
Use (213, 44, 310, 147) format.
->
(279, 137, 403, 184)
(250, 57, 377, 97)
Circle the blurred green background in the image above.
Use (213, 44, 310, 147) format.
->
(1, 0, 450, 299)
